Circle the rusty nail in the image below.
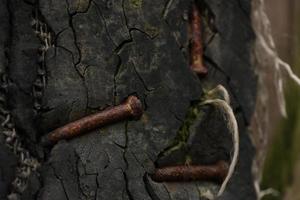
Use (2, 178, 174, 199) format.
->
(42, 95, 143, 145)
(189, 2, 208, 76)
(151, 160, 228, 183)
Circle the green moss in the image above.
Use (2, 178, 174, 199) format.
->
(129, 0, 142, 8)
(175, 104, 203, 143)
(158, 85, 230, 163)
(160, 102, 204, 158)
(76, 0, 90, 13)
(185, 155, 193, 164)
(144, 23, 160, 38)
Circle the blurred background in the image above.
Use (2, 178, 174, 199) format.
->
(260, 0, 300, 199)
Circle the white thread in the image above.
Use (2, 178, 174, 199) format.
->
(201, 94, 239, 196)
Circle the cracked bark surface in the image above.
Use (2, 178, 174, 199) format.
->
(0, 0, 257, 199)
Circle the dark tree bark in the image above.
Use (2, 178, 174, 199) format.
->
(0, 0, 257, 199)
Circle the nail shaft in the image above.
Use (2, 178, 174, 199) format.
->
(189, 2, 207, 76)
(42, 95, 143, 145)
(151, 161, 228, 183)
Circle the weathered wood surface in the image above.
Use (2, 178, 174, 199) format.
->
(0, 0, 257, 199)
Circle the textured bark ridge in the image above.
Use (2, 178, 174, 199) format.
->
(0, 0, 257, 199)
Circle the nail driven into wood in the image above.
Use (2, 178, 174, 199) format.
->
(189, 2, 208, 76)
(42, 95, 143, 145)
(151, 160, 228, 183)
